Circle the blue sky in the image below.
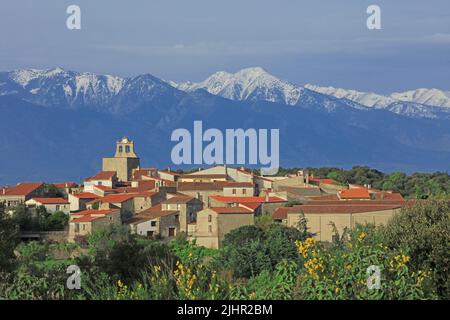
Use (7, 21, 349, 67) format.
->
(0, 0, 449, 93)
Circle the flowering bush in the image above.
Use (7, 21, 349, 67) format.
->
(293, 226, 437, 300)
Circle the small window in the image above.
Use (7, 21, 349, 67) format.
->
(151, 221, 157, 227)
(242, 189, 247, 195)
(208, 215, 212, 223)
(125, 145, 130, 153)
(208, 225, 212, 233)
(119, 146, 123, 153)
(82, 224, 86, 231)
(232, 189, 236, 194)
(56, 205, 60, 211)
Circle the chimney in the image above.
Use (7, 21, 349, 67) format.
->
(265, 193, 269, 202)
(2, 188, 5, 195)
(65, 183, 68, 188)
(167, 167, 171, 172)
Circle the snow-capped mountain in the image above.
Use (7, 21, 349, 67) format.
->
(0, 67, 183, 113)
(2, 66, 450, 183)
(171, 67, 372, 113)
(1, 66, 449, 119)
(304, 84, 396, 108)
(391, 88, 450, 108)
(171, 67, 449, 119)
(304, 84, 450, 119)
(305, 84, 450, 109)
(172, 67, 303, 106)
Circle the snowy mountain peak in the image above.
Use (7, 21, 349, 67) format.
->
(304, 84, 396, 108)
(171, 66, 303, 105)
(391, 88, 450, 108)
(304, 84, 450, 118)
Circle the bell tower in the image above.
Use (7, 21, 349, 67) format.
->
(102, 136, 140, 182)
(115, 136, 138, 158)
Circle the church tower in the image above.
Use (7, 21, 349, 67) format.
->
(114, 136, 138, 158)
(102, 136, 140, 182)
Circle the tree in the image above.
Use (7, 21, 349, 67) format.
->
(11, 204, 34, 231)
(0, 203, 19, 272)
(380, 200, 450, 299)
(264, 224, 305, 269)
(80, 225, 176, 282)
(220, 224, 308, 278)
(46, 211, 69, 231)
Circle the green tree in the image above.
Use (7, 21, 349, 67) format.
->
(0, 203, 19, 272)
(380, 200, 450, 299)
(45, 211, 69, 231)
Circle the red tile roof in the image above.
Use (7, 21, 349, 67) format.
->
(93, 185, 115, 192)
(30, 197, 69, 205)
(139, 204, 179, 219)
(272, 207, 293, 220)
(239, 202, 261, 211)
(209, 195, 286, 203)
(85, 171, 116, 181)
(99, 193, 135, 203)
(71, 209, 119, 216)
(177, 181, 228, 191)
(70, 209, 119, 222)
(209, 207, 253, 214)
(71, 215, 104, 222)
(2, 182, 43, 196)
(53, 182, 78, 188)
(163, 196, 196, 204)
(133, 168, 157, 180)
(307, 194, 340, 201)
(71, 192, 100, 199)
(339, 188, 371, 200)
(287, 204, 402, 214)
(309, 178, 338, 185)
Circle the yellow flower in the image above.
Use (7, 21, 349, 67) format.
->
(117, 279, 124, 288)
(357, 231, 366, 242)
(392, 254, 411, 270)
(335, 287, 340, 294)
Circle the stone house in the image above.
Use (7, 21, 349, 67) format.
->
(25, 197, 70, 214)
(189, 207, 254, 249)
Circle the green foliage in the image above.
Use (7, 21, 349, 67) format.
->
(16, 241, 49, 263)
(0, 203, 19, 272)
(0, 199, 448, 300)
(80, 224, 176, 282)
(169, 238, 218, 269)
(46, 211, 69, 231)
(10, 205, 68, 232)
(219, 224, 307, 278)
(380, 200, 450, 298)
(11, 204, 35, 231)
(294, 226, 437, 300)
(230, 260, 298, 299)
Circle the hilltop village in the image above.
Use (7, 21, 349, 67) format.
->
(0, 137, 406, 248)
